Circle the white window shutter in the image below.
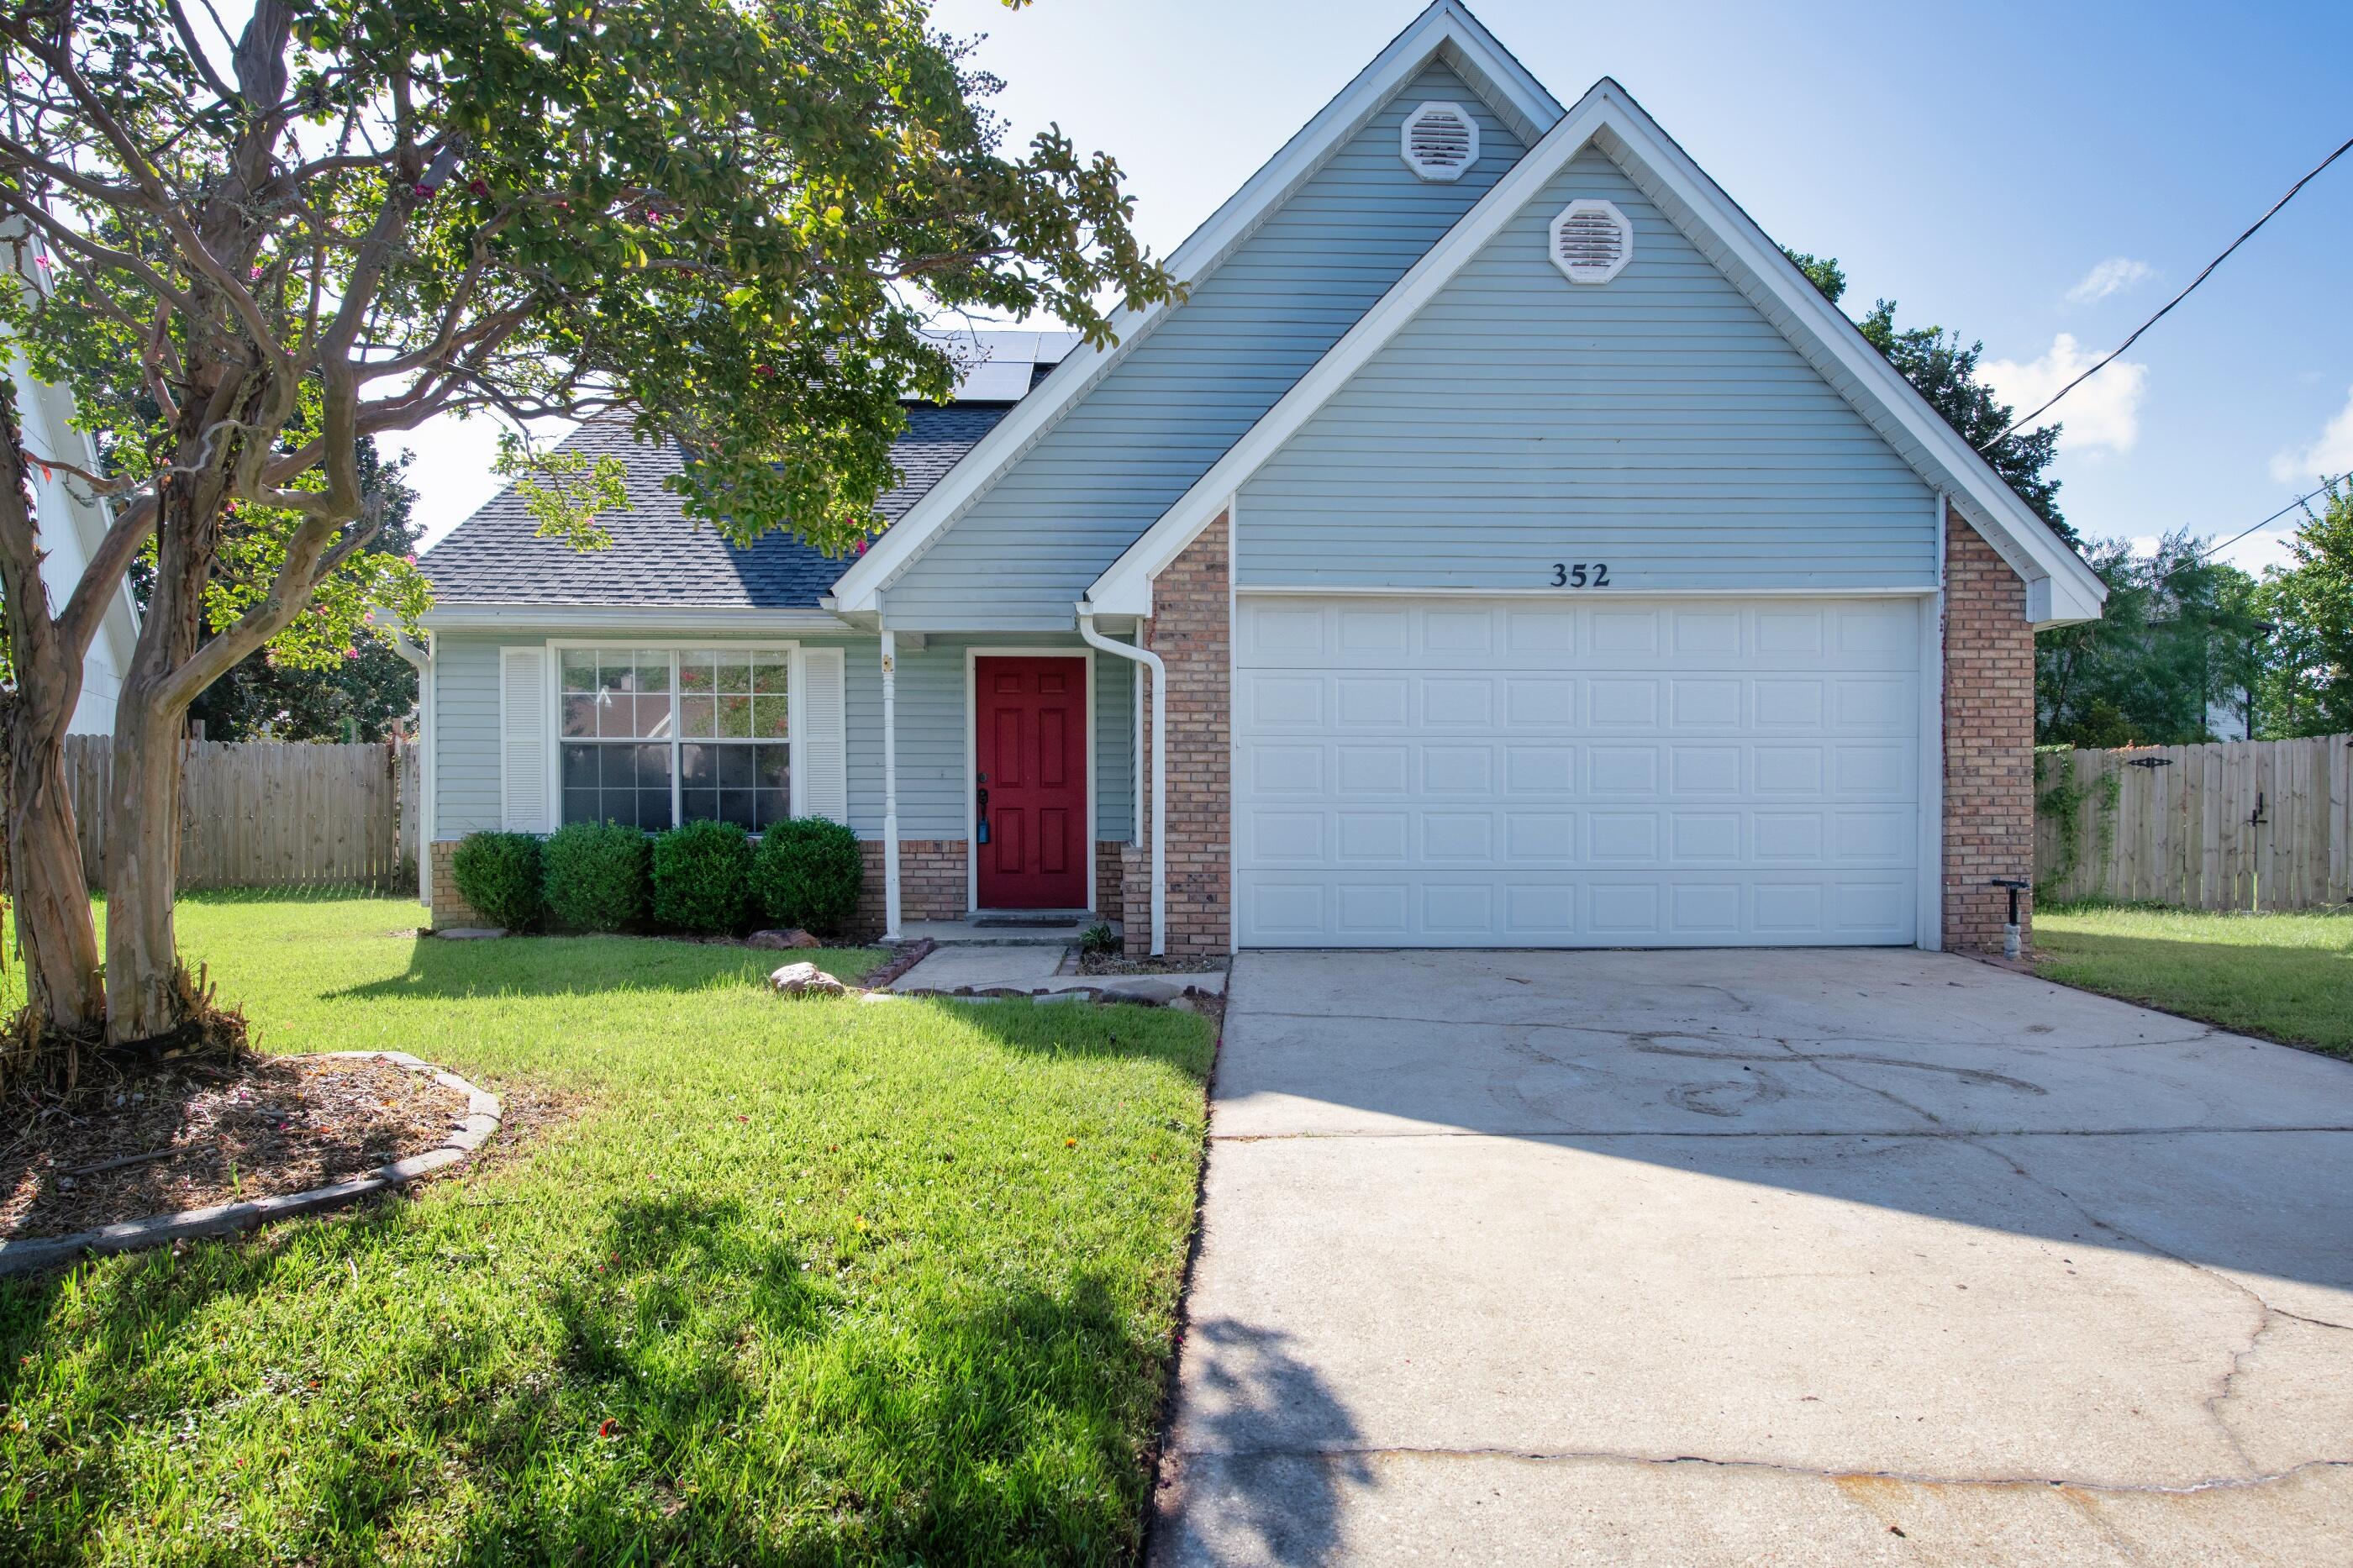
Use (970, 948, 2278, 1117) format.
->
(500, 645, 552, 831)
(795, 646, 848, 823)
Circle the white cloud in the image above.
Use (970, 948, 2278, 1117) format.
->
(2269, 385, 2353, 485)
(2065, 256, 2155, 304)
(1982, 334, 2149, 455)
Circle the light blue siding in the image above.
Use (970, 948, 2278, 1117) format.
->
(1237, 148, 1938, 591)
(861, 638, 1131, 839)
(431, 635, 502, 835)
(882, 62, 1529, 631)
(432, 632, 1131, 844)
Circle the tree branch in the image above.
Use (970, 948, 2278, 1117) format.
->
(57, 492, 155, 659)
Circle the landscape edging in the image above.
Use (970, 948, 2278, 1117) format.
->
(0, 1050, 502, 1278)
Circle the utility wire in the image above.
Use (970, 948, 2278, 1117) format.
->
(2198, 471, 2349, 561)
(1984, 131, 2353, 450)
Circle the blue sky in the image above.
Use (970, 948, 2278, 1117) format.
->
(406, 0, 2353, 573)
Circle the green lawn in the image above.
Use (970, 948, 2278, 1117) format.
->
(0, 893, 1215, 1565)
(2035, 902, 2353, 1059)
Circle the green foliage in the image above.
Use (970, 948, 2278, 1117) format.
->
(1079, 921, 1120, 958)
(187, 442, 424, 741)
(1778, 245, 2069, 540)
(450, 832, 544, 932)
(652, 819, 755, 935)
(495, 430, 629, 550)
(2035, 533, 2268, 746)
(750, 818, 865, 936)
(2033, 748, 2120, 891)
(2248, 481, 2353, 738)
(541, 821, 652, 934)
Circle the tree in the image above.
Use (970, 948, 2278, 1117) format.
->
(2249, 481, 2353, 737)
(0, 378, 126, 1035)
(0, 0, 1179, 1044)
(187, 439, 421, 742)
(1783, 248, 2071, 543)
(2035, 533, 2265, 746)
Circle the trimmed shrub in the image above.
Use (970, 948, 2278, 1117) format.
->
(450, 831, 543, 931)
(752, 818, 866, 936)
(542, 820, 651, 933)
(652, 818, 754, 934)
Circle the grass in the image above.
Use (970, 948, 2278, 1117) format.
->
(0, 892, 1216, 1565)
(2034, 901, 2353, 1059)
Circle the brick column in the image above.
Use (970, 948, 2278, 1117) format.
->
(1941, 506, 2037, 954)
(855, 839, 968, 937)
(1129, 512, 1231, 957)
(428, 839, 486, 929)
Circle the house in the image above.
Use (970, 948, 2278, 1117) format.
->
(416, 0, 2103, 957)
(5, 227, 141, 735)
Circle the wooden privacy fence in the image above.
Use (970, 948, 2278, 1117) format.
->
(2034, 734, 2353, 910)
(62, 736, 418, 892)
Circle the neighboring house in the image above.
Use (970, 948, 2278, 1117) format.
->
(417, 0, 2104, 957)
(5, 227, 140, 735)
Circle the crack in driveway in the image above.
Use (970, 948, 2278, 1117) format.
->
(1167, 1444, 2353, 1500)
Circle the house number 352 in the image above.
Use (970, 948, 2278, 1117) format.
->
(1550, 562, 1611, 587)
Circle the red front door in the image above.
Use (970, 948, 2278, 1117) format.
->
(976, 656, 1088, 909)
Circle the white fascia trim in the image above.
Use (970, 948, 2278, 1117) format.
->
(824, 0, 1563, 617)
(1088, 78, 2108, 629)
(421, 605, 852, 634)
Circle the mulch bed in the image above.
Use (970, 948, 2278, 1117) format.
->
(1, 1054, 471, 1241)
(1076, 952, 1231, 978)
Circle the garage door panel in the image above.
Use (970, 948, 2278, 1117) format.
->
(1235, 597, 1922, 947)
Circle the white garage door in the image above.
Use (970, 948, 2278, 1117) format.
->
(1234, 597, 1924, 947)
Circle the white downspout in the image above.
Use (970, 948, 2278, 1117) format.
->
(881, 627, 903, 942)
(1077, 608, 1165, 955)
(387, 627, 434, 907)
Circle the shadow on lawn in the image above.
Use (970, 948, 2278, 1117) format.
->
(0, 1183, 1227, 1565)
(324, 933, 885, 1002)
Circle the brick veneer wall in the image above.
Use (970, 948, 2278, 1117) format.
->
(1095, 840, 1125, 924)
(855, 839, 967, 936)
(1126, 511, 1232, 957)
(1942, 507, 2037, 955)
(427, 839, 485, 929)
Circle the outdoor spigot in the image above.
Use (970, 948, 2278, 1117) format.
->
(1989, 877, 2030, 960)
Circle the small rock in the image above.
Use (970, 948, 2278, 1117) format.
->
(769, 962, 846, 997)
(747, 929, 823, 951)
(1039, 989, 1095, 1005)
(437, 927, 508, 941)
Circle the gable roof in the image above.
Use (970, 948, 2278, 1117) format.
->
(419, 402, 1016, 613)
(1085, 76, 2107, 629)
(824, 0, 1563, 617)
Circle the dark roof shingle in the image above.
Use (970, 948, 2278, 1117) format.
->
(419, 402, 1013, 608)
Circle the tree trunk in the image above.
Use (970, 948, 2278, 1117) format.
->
(103, 456, 228, 1047)
(0, 387, 104, 1039)
(5, 708, 103, 1031)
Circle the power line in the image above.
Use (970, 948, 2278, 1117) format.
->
(1984, 130, 2353, 451)
(2198, 471, 2348, 561)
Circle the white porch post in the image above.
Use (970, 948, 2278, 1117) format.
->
(880, 627, 903, 941)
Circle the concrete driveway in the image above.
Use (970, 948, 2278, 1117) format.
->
(1152, 949, 2353, 1565)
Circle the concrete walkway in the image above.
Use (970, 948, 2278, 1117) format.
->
(1154, 948, 2353, 1565)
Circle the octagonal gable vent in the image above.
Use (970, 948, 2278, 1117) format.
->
(1549, 199, 1634, 284)
(1401, 101, 1479, 182)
